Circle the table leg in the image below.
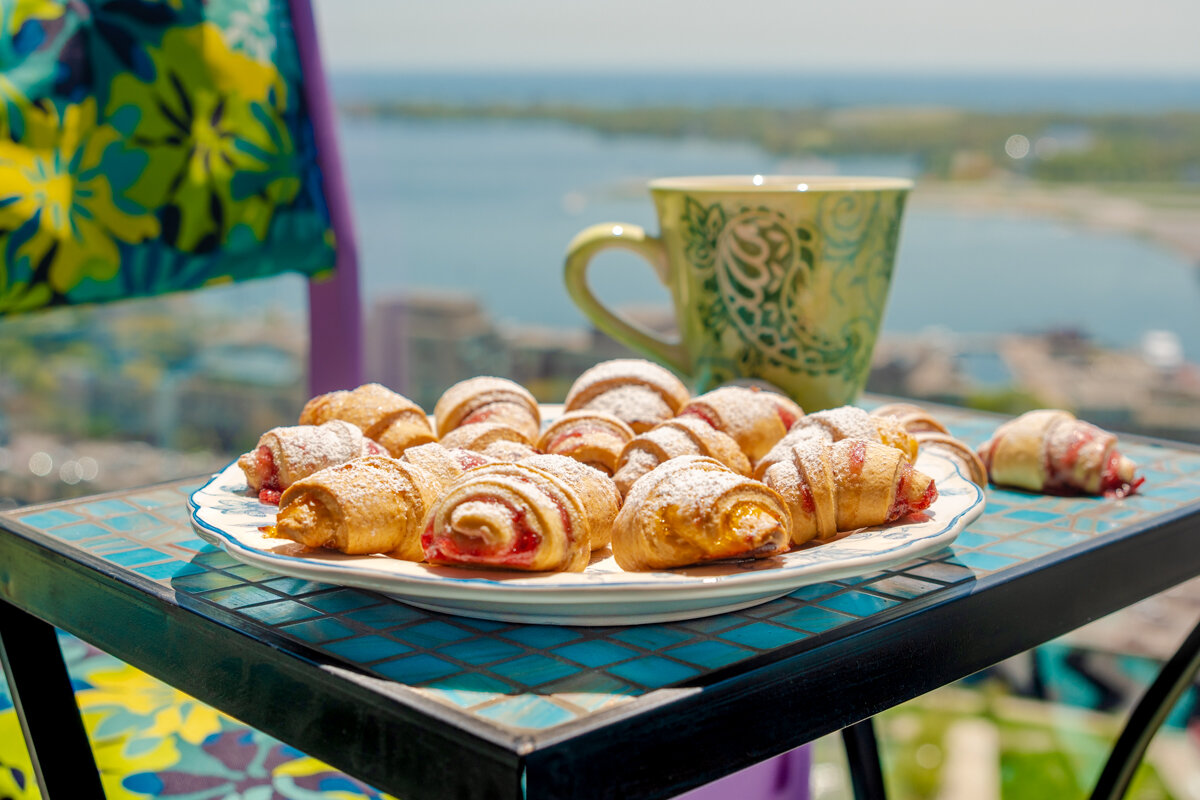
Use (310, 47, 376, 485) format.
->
(1089, 614, 1200, 800)
(0, 601, 106, 798)
(842, 718, 888, 800)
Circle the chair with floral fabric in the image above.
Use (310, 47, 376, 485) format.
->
(0, 1, 370, 795)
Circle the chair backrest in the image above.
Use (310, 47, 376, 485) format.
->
(0, 0, 362, 397)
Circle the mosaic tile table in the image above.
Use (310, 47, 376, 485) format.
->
(1, 405, 1199, 799)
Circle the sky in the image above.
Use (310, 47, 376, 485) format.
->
(311, 0, 1200, 76)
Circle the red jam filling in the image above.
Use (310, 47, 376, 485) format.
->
(679, 407, 720, 431)
(774, 403, 800, 430)
(887, 461, 938, 520)
(846, 440, 866, 477)
(423, 495, 543, 567)
(363, 440, 386, 456)
(1100, 449, 1143, 498)
(798, 481, 816, 515)
(254, 445, 283, 505)
(461, 404, 498, 425)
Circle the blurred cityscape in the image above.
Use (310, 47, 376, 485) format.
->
(2, 289, 1198, 509)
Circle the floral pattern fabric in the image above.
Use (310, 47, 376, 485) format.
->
(0, 0, 336, 315)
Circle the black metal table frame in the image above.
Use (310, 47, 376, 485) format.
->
(1, 489, 1198, 799)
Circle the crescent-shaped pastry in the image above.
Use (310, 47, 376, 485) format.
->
(400, 442, 494, 490)
(536, 410, 635, 475)
(433, 376, 541, 443)
(300, 383, 436, 457)
(612, 416, 752, 498)
(563, 358, 691, 433)
(422, 461, 592, 572)
(761, 439, 938, 546)
(612, 455, 791, 571)
(676, 386, 803, 463)
(274, 456, 439, 560)
(754, 406, 918, 479)
(976, 409, 1141, 496)
(439, 421, 533, 453)
(237, 420, 383, 504)
(522, 454, 621, 550)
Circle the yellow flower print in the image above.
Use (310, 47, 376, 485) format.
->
(0, 97, 159, 297)
(78, 662, 225, 752)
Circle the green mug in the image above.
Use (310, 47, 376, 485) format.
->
(564, 175, 913, 411)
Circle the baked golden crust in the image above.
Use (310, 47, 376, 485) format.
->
(613, 416, 752, 497)
(563, 358, 691, 433)
(422, 461, 591, 572)
(754, 405, 918, 479)
(612, 455, 791, 571)
(677, 386, 803, 463)
(399, 442, 494, 491)
(536, 410, 635, 475)
(977, 409, 1140, 496)
(523, 454, 621, 550)
(439, 421, 533, 453)
(274, 456, 439, 559)
(761, 439, 938, 546)
(300, 383, 435, 457)
(433, 376, 540, 442)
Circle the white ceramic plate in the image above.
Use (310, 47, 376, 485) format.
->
(188, 449, 984, 625)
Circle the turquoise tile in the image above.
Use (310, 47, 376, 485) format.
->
(171, 538, 216, 553)
(788, 582, 843, 602)
(1024, 528, 1089, 547)
(281, 617, 358, 644)
(742, 597, 801, 618)
(129, 490, 183, 509)
(400, 621, 474, 649)
(261, 576, 333, 596)
(19, 509, 84, 529)
(133, 560, 205, 581)
(172, 571, 244, 592)
(204, 585, 282, 609)
(438, 638, 525, 666)
(500, 626, 583, 649)
(610, 626, 692, 651)
(541, 671, 639, 709)
(719, 621, 810, 649)
(240, 601, 324, 626)
(490, 655, 579, 687)
(193, 550, 240, 569)
(1005, 509, 1064, 524)
(225, 563, 282, 582)
(305, 591, 381, 614)
(954, 531, 998, 549)
(769, 605, 854, 634)
(476, 695, 576, 730)
(677, 615, 745, 634)
(667, 640, 754, 669)
(904, 560, 976, 585)
(324, 635, 413, 663)
(607, 656, 698, 688)
(552, 640, 639, 668)
(867, 575, 944, 600)
(158, 505, 190, 523)
(104, 547, 170, 567)
(107, 513, 163, 534)
(373, 654, 461, 684)
(1149, 486, 1200, 502)
(449, 616, 510, 633)
(344, 604, 427, 630)
(78, 499, 139, 518)
(423, 674, 514, 708)
(956, 550, 1022, 573)
(819, 591, 899, 618)
(51, 522, 112, 541)
(986, 539, 1054, 559)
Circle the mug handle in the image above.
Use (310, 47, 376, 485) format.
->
(563, 222, 689, 375)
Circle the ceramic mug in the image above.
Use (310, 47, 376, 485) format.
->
(563, 175, 913, 411)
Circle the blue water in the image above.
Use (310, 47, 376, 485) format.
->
(224, 116, 1200, 361)
(331, 70, 1200, 114)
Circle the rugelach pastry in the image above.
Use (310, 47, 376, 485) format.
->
(612, 416, 751, 497)
(434, 376, 541, 443)
(676, 385, 803, 463)
(300, 383, 435, 457)
(564, 358, 691, 433)
(536, 410, 635, 475)
(755, 405, 918, 479)
(237, 420, 383, 504)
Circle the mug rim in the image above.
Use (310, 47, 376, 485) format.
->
(648, 175, 914, 192)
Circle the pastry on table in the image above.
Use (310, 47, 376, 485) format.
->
(522, 454, 621, 550)
(439, 421, 533, 454)
(536, 409, 635, 475)
(761, 439, 938, 546)
(399, 442, 494, 489)
(274, 456, 439, 560)
(300, 383, 436, 457)
(479, 439, 541, 462)
(976, 409, 1142, 497)
(869, 402, 950, 435)
(237, 420, 384, 504)
(422, 460, 594, 572)
(563, 358, 691, 433)
(754, 405, 918, 479)
(433, 376, 541, 443)
(913, 431, 988, 487)
(612, 416, 752, 498)
(676, 385, 803, 463)
(612, 455, 791, 571)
